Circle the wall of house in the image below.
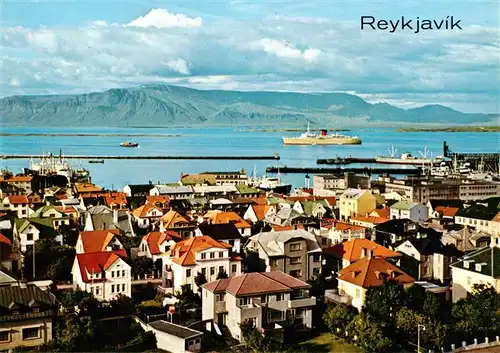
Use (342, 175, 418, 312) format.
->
(338, 279, 366, 312)
(0, 318, 53, 351)
(201, 288, 215, 321)
(102, 260, 132, 300)
(18, 225, 41, 253)
(451, 267, 500, 302)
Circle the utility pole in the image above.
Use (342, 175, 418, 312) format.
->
(417, 324, 425, 353)
(32, 240, 36, 280)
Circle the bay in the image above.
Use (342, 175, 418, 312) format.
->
(1, 126, 498, 190)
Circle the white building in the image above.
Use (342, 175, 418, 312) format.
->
(138, 231, 182, 262)
(75, 230, 123, 254)
(450, 246, 500, 302)
(164, 236, 242, 292)
(390, 201, 429, 222)
(146, 320, 202, 353)
(132, 204, 164, 228)
(72, 250, 132, 301)
(202, 271, 315, 342)
(2, 195, 31, 218)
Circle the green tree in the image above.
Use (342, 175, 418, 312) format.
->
(323, 304, 357, 336)
(243, 250, 266, 273)
(451, 284, 500, 342)
(130, 257, 153, 278)
(347, 313, 392, 353)
(216, 268, 228, 279)
(240, 320, 282, 353)
(58, 223, 79, 246)
(194, 271, 207, 292)
(364, 280, 408, 324)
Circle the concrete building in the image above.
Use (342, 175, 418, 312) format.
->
(389, 201, 429, 222)
(338, 189, 377, 221)
(147, 320, 202, 353)
(202, 271, 315, 342)
(246, 229, 322, 282)
(313, 173, 370, 193)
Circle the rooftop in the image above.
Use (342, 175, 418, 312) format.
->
(149, 320, 202, 339)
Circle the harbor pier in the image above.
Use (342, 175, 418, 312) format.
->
(1, 154, 280, 161)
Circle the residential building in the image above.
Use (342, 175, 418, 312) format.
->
(138, 231, 182, 261)
(195, 223, 244, 254)
(292, 200, 328, 218)
(75, 230, 123, 254)
(243, 204, 275, 223)
(426, 200, 464, 219)
(336, 256, 414, 311)
(0, 283, 56, 352)
(147, 320, 202, 353)
(202, 211, 252, 237)
(30, 205, 72, 228)
(123, 184, 154, 197)
(202, 271, 315, 341)
(150, 185, 194, 199)
(246, 229, 322, 282)
(160, 210, 196, 238)
(454, 200, 500, 236)
(132, 204, 164, 228)
(324, 238, 401, 272)
(2, 196, 31, 218)
(84, 208, 135, 237)
(450, 246, 500, 302)
(338, 189, 377, 221)
(200, 171, 249, 186)
(264, 208, 312, 227)
(390, 201, 429, 222)
(164, 236, 242, 292)
(322, 222, 367, 245)
(373, 219, 441, 247)
(72, 250, 131, 300)
(13, 218, 62, 252)
(395, 236, 462, 283)
(313, 173, 370, 193)
(349, 215, 389, 229)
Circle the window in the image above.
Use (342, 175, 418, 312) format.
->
(210, 252, 215, 259)
(276, 293, 284, 301)
(0, 331, 9, 342)
(232, 264, 237, 273)
(122, 270, 125, 277)
(201, 253, 206, 259)
(122, 284, 125, 292)
(22, 327, 40, 340)
(218, 266, 224, 273)
(239, 297, 251, 306)
(201, 268, 206, 276)
(27, 233, 33, 241)
(195, 338, 201, 344)
(270, 259, 278, 267)
(290, 270, 301, 278)
(356, 288, 360, 299)
(290, 257, 301, 265)
(290, 243, 301, 251)
(260, 295, 267, 303)
(313, 254, 321, 262)
(111, 271, 115, 278)
(186, 269, 192, 277)
(313, 267, 320, 275)
(210, 267, 215, 276)
(111, 285, 115, 293)
(219, 251, 224, 258)
(216, 293, 226, 301)
(96, 287, 100, 295)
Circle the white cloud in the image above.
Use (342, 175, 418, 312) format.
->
(163, 59, 190, 75)
(1, 9, 499, 113)
(10, 78, 21, 86)
(126, 8, 202, 29)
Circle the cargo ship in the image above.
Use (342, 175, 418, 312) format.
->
(120, 141, 139, 147)
(282, 123, 361, 145)
(376, 146, 444, 165)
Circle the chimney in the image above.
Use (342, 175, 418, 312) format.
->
(113, 209, 118, 224)
(361, 247, 367, 258)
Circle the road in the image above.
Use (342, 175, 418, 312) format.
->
(57, 278, 162, 290)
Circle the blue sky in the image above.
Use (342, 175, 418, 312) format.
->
(2, 0, 499, 113)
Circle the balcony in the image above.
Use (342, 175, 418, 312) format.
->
(287, 296, 316, 309)
(215, 301, 227, 313)
(325, 289, 352, 305)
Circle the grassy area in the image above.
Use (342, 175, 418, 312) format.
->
(298, 332, 362, 353)
(397, 126, 500, 132)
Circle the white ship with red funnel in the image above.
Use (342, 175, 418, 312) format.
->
(282, 123, 361, 145)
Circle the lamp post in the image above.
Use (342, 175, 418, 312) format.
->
(417, 324, 426, 353)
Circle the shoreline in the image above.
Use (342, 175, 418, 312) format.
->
(397, 126, 500, 132)
(0, 133, 182, 138)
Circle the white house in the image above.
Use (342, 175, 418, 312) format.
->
(164, 236, 242, 292)
(243, 204, 275, 224)
(195, 222, 244, 254)
(146, 320, 202, 353)
(2, 195, 31, 218)
(138, 231, 182, 262)
(150, 185, 193, 199)
(450, 246, 500, 302)
(13, 218, 62, 252)
(72, 250, 131, 301)
(202, 271, 315, 342)
(132, 204, 164, 228)
(390, 201, 429, 222)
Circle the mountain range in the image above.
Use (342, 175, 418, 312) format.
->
(0, 84, 496, 127)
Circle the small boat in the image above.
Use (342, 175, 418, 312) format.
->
(120, 141, 139, 147)
(89, 159, 104, 164)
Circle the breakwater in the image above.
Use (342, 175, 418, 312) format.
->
(266, 166, 420, 175)
(2, 154, 280, 160)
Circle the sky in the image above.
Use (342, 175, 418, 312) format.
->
(1, 0, 499, 113)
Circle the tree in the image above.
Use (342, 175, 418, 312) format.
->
(243, 250, 266, 273)
(396, 307, 448, 351)
(194, 271, 207, 292)
(130, 257, 153, 278)
(58, 223, 79, 246)
(347, 313, 392, 353)
(451, 284, 500, 342)
(323, 304, 357, 336)
(216, 268, 228, 279)
(240, 320, 282, 353)
(23, 239, 75, 281)
(364, 280, 407, 324)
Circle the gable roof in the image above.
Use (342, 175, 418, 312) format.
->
(79, 230, 121, 253)
(340, 188, 367, 200)
(103, 193, 128, 207)
(125, 184, 153, 194)
(204, 211, 251, 229)
(170, 236, 232, 266)
(143, 231, 181, 255)
(429, 199, 464, 210)
(203, 271, 310, 296)
(456, 204, 499, 221)
(370, 207, 391, 219)
(197, 222, 243, 240)
(391, 201, 422, 210)
(132, 204, 163, 218)
(325, 238, 401, 262)
(451, 246, 500, 278)
(75, 183, 102, 193)
(249, 229, 321, 257)
(75, 250, 128, 283)
(434, 206, 460, 218)
(338, 257, 414, 288)
(0, 233, 11, 246)
(0, 284, 55, 321)
(249, 204, 272, 221)
(15, 218, 58, 238)
(350, 215, 390, 225)
(154, 185, 193, 195)
(405, 237, 463, 257)
(161, 210, 191, 229)
(5, 195, 29, 205)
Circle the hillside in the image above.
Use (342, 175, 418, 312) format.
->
(0, 85, 494, 127)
